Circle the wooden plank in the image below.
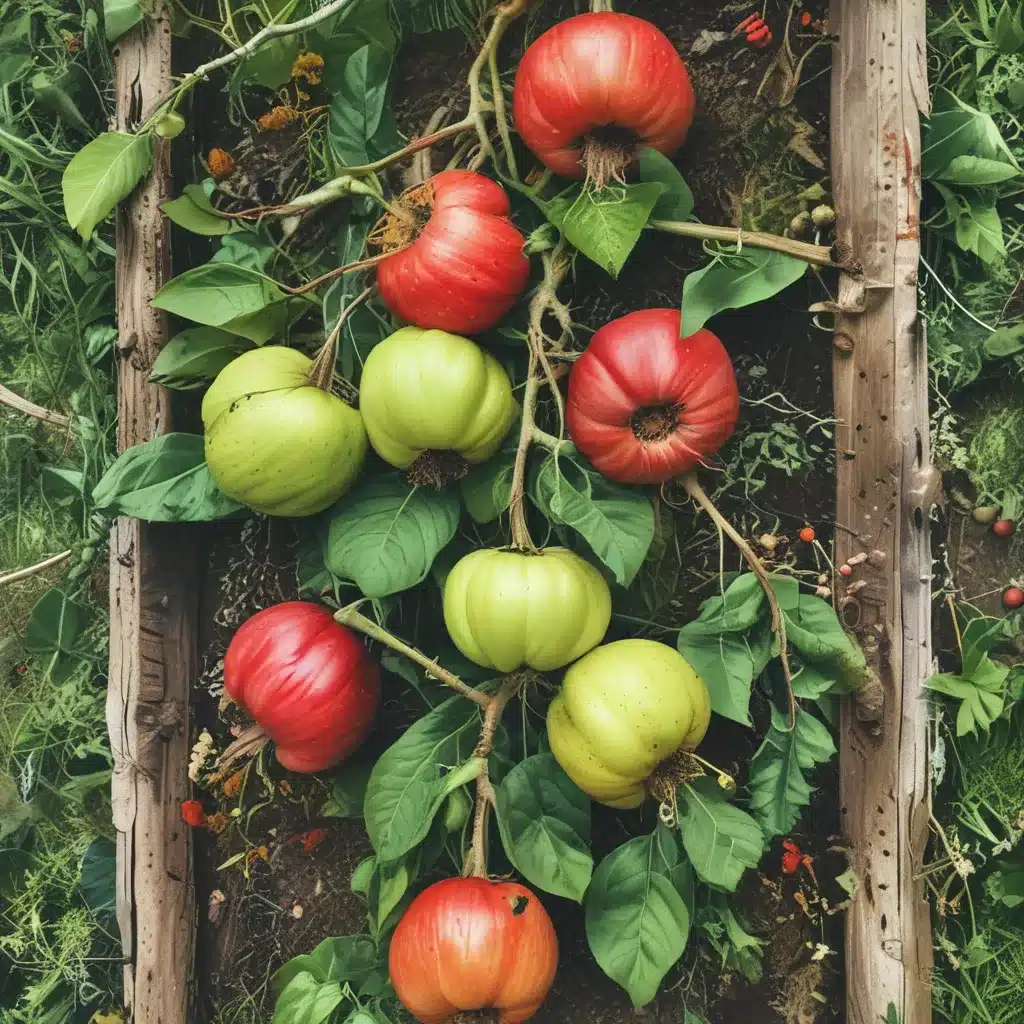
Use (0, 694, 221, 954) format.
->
(830, 2, 934, 1023)
(105, 7, 198, 1022)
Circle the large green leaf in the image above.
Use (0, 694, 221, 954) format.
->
(79, 838, 117, 930)
(329, 43, 395, 166)
(62, 132, 154, 240)
(933, 155, 1020, 185)
(162, 184, 232, 235)
(364, 696, 482, 862)
(678, 778, 764, 891)
(271, 973, 343, 1024)
(272, 934, 378, 994)
(681, 247, 807, 335)
(954, 198, 1005, 263)
(494, 754, 592, 902)
(92, 433, 245, 522)
(922, 90, 1019, 177)
(104, 0, 143, 40)
(559, 182, 664, 278)
(150, 328, 254, 390)
(26, 590, 86, 655)
(534, 454, 654, 586)
(635, 148, 694, 221)
(747, 705, 836, 838)
(152, 263, 286, 332)
(322, 475, 460, 598)
(585, 826, 693, 1007)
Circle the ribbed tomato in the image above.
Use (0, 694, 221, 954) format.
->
(566, 308, 739, 485)
(513, 13, 694, 184)
(390, 877, 558, 1024)
(223, 602, 380, 773)
(376, 170, 530, 335)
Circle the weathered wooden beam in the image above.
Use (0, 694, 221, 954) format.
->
(830, 1, 934, 1023)
(106, 7, 198, 1022)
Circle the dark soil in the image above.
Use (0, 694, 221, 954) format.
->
(183, 1, 844, 1021)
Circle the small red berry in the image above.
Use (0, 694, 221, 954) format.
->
(798, 526, 815, 543)
(181, 800, 206, 827)
(839, 564, 853, 577)
(993, 519, 1016, 538)
(1003, 587, 1024, 609)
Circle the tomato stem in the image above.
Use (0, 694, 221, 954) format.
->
(590, 0, 615, 10)
(648, 219, 842, 268)
(679, 473, 797, 727)
(334, 606, 491, 709)
(508, 351, 540, 553)
(0, 549, 72, 588)
(279, 251, 392, 297)
(309, 286, 372, 391)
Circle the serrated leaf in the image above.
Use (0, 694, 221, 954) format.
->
(322, 474, 460, 598)
(363, 696, 481, 863)
(681, 247, 807, 335)
(585, 826, 692, 1007)
(162, 184, 231, 235)
(494, 754, 593, 901)
(62, 132, 154, 240)
(150, 328, 254, 390)
(678, 777, 764, 890)
(748, 705, 836, 838)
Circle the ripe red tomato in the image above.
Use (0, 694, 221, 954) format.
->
(566, 309, 739, 484)
(513, 13, 694, 183)
(799, 526, 816, 543)
(993, 518, 1016, 538)
(389, 877, 558, 1023)
(224, 602, 380, 773)
(1003, 586, 1024, 609)
(376, 170, 530, 335)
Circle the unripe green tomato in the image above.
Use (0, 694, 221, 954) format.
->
(442, 788, 471, 833)
(547, 639, 711, 809)
(80, 545, 95, 563)
(443, 548, 611, 672)
(202, 347, 367, 517)
(154, 111, 186, 139)
(358, 326, 517, 469)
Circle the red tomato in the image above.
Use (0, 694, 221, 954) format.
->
(376, 170, 530, 335)
(181, 800, 206, 827)
(1003, 586, 1024, 609)
(798, 526, 816, 543)
(566, 309, 739, 484)
(513, 13, 694, 181)
(224, 602, 380, 773)
(993, 519, 1016, 538)
(390, 877, 558, 1024)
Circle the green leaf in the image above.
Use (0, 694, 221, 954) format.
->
(237, 36, 301, 89)
(271, 973, 343, 1024)
(152, 263, 286, 332)
(494, 753, 593, 902)
(364, 696, 482, 862)
(104, 0, 142, 41)
(584, 826, 692, 1007)
(273, 934, 378, 993)
(635, 148, 694, 221)
(329, 43, 396, 166)
(92, 433, 245, 522)
(700, 891, 765, 983)
(322, 761, 373, 818)
(993, 0, 1024, 53)
(922, 91, 1019, 177)
(31, 71, 93, 137)
(561, 182, 664, 278)
(934, 155, 1020, 185)
(534, 454, 654, 586)
(955, 198, 1005, 263)
(747, 705, 836, 839)
(79, 838, 117, 930)
(460, 449, 515, 523)
(984, 323, 1024, 357)
(681, 247, 807, 335)
(62, 132, 154, 240)
(322, 474, 460, 598)
(678, 777, 765, 890)
(162, 185, 232, 235)
(986, 864, 1024, 907)
(925, 672, 1006, 737)
(26, 589, 86, 655)
(150, 328, 254, 390)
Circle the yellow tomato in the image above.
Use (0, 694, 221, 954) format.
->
(547, 639, 711, 808)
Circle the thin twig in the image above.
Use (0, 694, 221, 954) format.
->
(280, 252, 392, 296)
(648, 219, 838, 267)
(919, 255, 997, 333)
(0, 550, 73, 587)
(681, 473, 796, 726)
(309, 286, 372, 389)
(335, 606, 490, 708)
(508, 349, 540, 553)
(0, 386, 71, 427)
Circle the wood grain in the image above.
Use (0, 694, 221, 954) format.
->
(829, 1, 934, 1022)
(106, 8, 198, 1022)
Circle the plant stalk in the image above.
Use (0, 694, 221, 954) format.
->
(280, 252, 392, 297)
(0, 386, 71, 427)
(0, 550, 73, 588)
(334, 606, 490, 708)
(680, 473, 796, 726)
(648, 219, 838, 267)
(508, 350, 540, 553)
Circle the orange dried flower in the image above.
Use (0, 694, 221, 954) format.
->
(245, 845, 270, 867)
(205, 811, 230, 835)
(278, 780, 293, 796)
(291, 51, 325, 85)
(207, 148, 234, 180)
(222, 771, 244, 798)
(257, 105, 300, 132)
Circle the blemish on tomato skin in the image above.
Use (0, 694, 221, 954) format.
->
(509, 894, 530, 916)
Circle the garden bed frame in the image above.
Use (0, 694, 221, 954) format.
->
(106, 1, 935, 1021)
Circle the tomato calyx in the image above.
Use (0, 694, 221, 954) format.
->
(630, 401, 681, 443)
(406, 448, 471, 488)
(579, 123, 639, 188)
(451, 1011, 499, 1023)
(646, 747, 737, 825)
(369, 179, 434, 253)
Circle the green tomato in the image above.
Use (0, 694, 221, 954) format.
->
(202, 346, 367, 516)
(442, 788, 472, 833)
(443, 547, 611, 672)
(153, 110, 186, 139)
(547, 639, 711, 809)
(358, 326, 517, 469)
